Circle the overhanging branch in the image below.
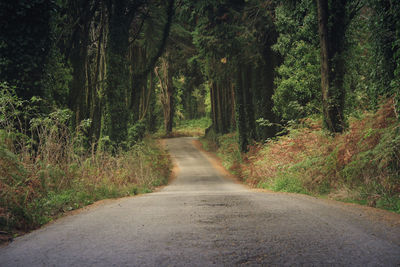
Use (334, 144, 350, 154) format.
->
(134, 0, 175, 81)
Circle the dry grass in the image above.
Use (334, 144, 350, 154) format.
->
(243, 119, 330, 188)
(206, 98, 400, 212)
(0, 135, 171, 237)
(0, 86, 172, 243)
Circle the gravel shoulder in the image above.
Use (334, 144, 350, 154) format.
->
(1, 137, 399, 266)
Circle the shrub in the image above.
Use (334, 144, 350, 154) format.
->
(128, 120, 146, 145)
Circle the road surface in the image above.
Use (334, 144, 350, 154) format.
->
(1, 137, 400, 266)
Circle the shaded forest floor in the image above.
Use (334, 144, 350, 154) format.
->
(200, 99, 400, 213)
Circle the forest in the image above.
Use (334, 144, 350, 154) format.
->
(1, 0, 400, 237)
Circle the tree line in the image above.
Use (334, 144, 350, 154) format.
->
(0, 0, 399, 152)
(189, 0, 399, 151)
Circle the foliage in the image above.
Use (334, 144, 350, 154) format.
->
(367, 0, 400, 108)
(272, 0, 321, 121)
(216, 133, 242, 173)
(0, 87, 171, 234)
(0, 136, 171, 232)
(41, 44, 72, 108)
(127, 120, 146, 146)
(341, 12, 372, 115)
(271, 174, 308, 194)
(174, 117, 212, 137)
(206, 99, 400, 213)
(2, 0, 400, 237)
(202, 132, 241, 174)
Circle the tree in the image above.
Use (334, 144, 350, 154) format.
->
(102, 0, 174, 146)
(188, 0, 281, 151)
(368, 0, 400, 117)
(272, 0, 321, 122)
(190, 1, 241, 137)
(155, 54, 174, 134)
(101, 0, 136, 146)
(67, 0, 100, 128)
(317, 0, 362, 133)
(317, 0, 346, 132)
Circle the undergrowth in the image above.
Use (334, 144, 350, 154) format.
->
(0, 86, 171, 238)
(172, 117, 211, 137)
(0, 137, 170, 234)
(202, 98, 400, 213)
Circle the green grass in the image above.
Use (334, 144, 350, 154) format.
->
(200, 132, 243, 177)
(176, 117, 211, 129)
(151, 117, 212, 138)
(215, 133, 242, 172)
(174, 117, 211, 137)
(270, 174, 308, 194)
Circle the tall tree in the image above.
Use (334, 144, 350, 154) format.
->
(247, 0, 281, 141)
(191, 1, 242, 136)
(317, 0, 362, 132)
(67, 0, 100, 128)
(101, 0, 137, 145)
(128, 0, 175, 127)
(317, 0, 347, 133)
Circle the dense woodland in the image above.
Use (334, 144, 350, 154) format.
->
(1, 0, 399, 148)
(1, 0, 400, 233)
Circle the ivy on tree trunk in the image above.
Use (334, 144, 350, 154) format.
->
(102, 0, 133, 146)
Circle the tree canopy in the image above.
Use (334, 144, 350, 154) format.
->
(0, 0, 399, 151)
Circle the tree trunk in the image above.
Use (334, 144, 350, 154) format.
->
(155, 56, 174, 135)
(102, 0, 132, 145)
(210, 81, 218, 132)
(69, 15, 90, 129)
(89, 4, 107, 141)
(253, 41, 281, 140)
(243, 64, 256, 141)
(235, 65, 248, 152)
(317, 0, 346, 133)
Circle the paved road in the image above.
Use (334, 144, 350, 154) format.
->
(1, 137, 400, 266)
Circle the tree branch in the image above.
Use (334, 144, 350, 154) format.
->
(134, 0, 175, 81)
(128, 8, 150, 46)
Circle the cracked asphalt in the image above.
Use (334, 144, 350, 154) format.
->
(1, 137, 400, 266)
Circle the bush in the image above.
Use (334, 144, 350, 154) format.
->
(128, 120, 146, 145)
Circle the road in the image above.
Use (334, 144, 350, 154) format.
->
(1, 137, 400, 266)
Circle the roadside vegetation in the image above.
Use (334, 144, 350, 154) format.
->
(0, 85, 171, 241)
(1, 0, 400, 243)
(172, 117, 212, 137)
(201, 99, 400, 213)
